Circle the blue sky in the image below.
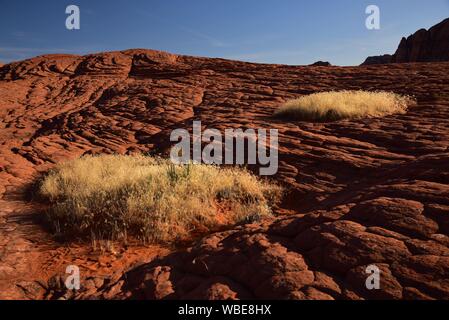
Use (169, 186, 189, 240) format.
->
(0, 0, 448, 65)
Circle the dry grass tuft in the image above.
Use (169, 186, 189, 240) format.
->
(39, 155, 282, 244)
(274, 90, 415, 121)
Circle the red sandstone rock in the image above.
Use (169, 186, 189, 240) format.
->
(0, 48, 449, 300)
(392, 18, 449, 63)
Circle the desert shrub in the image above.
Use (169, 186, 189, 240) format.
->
(274, 90, 415, 121)
(39, 155, 282, 243)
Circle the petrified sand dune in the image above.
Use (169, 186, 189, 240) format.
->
(0, 49, 449, 299)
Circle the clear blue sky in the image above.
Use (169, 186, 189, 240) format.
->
(1, 0, 448, 65)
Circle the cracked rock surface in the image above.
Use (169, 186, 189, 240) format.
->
(0, 49, 448, 299)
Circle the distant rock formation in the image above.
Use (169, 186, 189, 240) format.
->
(393, 18, 449, 62)
(310, 61, 332, 67)
(361, 54, 392, 66)
(362, 18, 449, 65)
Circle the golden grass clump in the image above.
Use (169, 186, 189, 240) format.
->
(39, 155, 282, 243)
(274, 90, 415, 121)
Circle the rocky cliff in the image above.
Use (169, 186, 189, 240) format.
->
(362, 18, 449, 65)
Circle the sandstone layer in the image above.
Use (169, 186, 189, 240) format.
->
(0, 49, 448, 299)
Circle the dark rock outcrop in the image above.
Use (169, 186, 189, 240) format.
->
(361, 18, 449, 65)
(392, 18, 449, 63)
(361, 54, 392, 66)
(310, 61, 332, 67)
